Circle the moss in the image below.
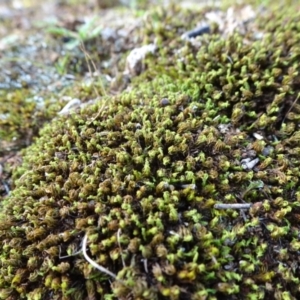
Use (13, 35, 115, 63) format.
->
(1, 2, 300, 300)
(0, 89, 64, 154)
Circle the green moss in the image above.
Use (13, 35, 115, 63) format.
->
(0, 89, 63, 154)
(1, 2, 300, 300)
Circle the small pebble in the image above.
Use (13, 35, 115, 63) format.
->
(160, 98, 170, 106)
(241, 157, 259, 170)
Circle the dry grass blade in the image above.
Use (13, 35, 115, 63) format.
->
(79, 40, 109, 123)
(82, 233, 117, 279)
(214, 203, 252, 209)
(282, 92, 300, 125)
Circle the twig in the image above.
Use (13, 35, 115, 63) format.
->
(214, 203, 252, 209)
